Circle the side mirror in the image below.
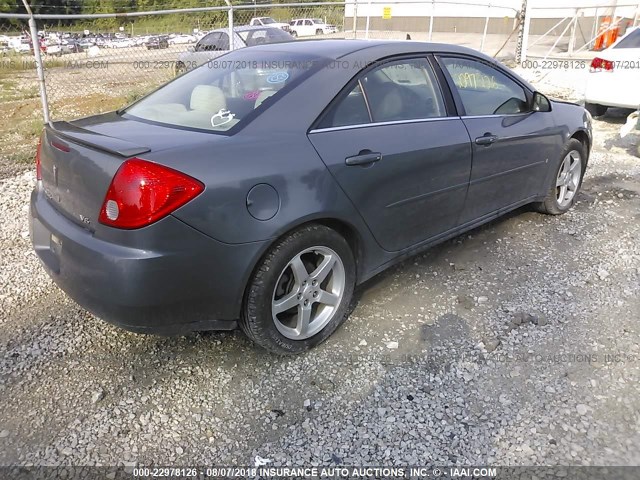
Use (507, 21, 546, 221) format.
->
(532, 91, 551, 112)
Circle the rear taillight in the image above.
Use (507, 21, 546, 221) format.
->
(35, 137, 42, 181)
(590, 57, 614, 72)
(98, 158, 204, 229)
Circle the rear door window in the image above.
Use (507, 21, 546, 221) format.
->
(318, 58, 446, 128)
(362, 59, 446, 122)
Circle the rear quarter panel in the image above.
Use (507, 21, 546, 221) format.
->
(156, 132, 365, 244)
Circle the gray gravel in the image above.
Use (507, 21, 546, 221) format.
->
(1, 82, 639, 467)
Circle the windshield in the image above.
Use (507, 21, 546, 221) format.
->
(312, 18, 324, 24)
(613, 28, 640, 48)
(125, 51, 323, 133)
(262, 18, 276, 24)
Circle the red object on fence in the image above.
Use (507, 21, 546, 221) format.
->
(593, 16, 619, 51)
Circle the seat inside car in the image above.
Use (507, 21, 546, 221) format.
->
(367, 82, 403, 122)
(168, 84, 233, 130)
(190, 85, 226, 112)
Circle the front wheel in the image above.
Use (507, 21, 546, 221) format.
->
(240, 224, 356, 355)
(316, 29, 323, 35)
(533, 138, 586, 215)
(290, 30, 298, 37)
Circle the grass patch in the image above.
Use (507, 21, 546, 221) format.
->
(0, 68, 156, 167)
(124, 88, 147, 105)
(0, 78, 39, 102)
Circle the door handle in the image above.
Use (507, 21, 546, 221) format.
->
(345, 151, 382, 166)
(475, 134, 498, 146)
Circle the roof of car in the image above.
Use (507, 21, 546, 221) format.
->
(239, 39, 535, 90)
(244, 39, 480, 60)
(211, 25, 286, 33)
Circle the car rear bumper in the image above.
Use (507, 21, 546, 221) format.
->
(585, 73, 640, 109)
(30, 186, 268, 335)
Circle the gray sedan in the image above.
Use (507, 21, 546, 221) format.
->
(175, 25, 294, 74)
(31, 40, 591, 354)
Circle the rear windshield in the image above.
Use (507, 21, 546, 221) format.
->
(613, 28, 640, 48)
(238, 28, 292, 46)
(125, 51, 322, 133)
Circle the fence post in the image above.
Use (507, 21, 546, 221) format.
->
(365, 0, 371, 39)
(225, 0, 234, 50)
(21, 0, 50, 124)
(515, 0, 530, 63)
(428, 0, 434, 41)
(352, 0, 358, 39)
(480, 3, 491, 52)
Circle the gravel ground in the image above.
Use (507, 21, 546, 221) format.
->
(0, 74, 639, 468)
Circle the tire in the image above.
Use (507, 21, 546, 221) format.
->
(533, 138, 587, 215)
(585, 102, 607, 117)
(240, 224, 356, 355)
(291, 30, 298, 37)
(316, 29, 323, 35)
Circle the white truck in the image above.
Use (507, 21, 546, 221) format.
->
(249, 17, 290, 32)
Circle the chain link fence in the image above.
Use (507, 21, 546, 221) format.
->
(3, 0, 638, 175)
(0, 18, 41, 173)
(524, 2, 640, 60)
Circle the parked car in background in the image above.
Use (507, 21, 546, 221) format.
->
(249, 17, 290, 32)
(14, 42, 32, 54)
(145, 35, 169, 50)
(62, 40, 82, 54)
(134, 36, 149, 46)
(106, 38, 135, 48)
(175, 25, 294, 74)
(288, 18, 337, 37)
(78, 38, 96, 50)
(584, 27, 640, 116)
(31, 40, 591, 354)
(43, 43, 62, 56)
(169, 34, 196, 45)
(43, 40, 81, 56)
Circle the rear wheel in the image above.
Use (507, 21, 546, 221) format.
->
(533, 138, 586, 215)
(291, 30, 298, 37)
(585, 102, 607, 117)
(316, 29, 323, 35)
(240, 224, 355, 355)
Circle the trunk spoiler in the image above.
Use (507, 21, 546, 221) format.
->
(49, 121, 151, 158)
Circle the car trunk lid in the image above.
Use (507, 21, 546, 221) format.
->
(40, 121, 151, 231)
(40, 112, 227, 232)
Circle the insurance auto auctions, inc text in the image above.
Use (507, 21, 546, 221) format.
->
(222, 466, 497, 478)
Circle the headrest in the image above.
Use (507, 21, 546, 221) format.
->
(190, 85, 226, 112)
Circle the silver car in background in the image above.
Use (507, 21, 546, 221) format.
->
(175, 25, 294, 74)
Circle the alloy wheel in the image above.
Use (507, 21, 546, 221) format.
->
(556, 150, 582, 208)
(271, 246, 345, 340)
